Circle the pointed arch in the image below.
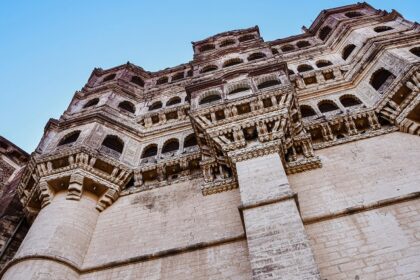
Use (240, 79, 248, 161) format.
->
(342, 44, 356, 60)
(166, 97, 181, 106)
(130, 76, 144, 87)
(318, 26, 332, 41)
(83, 98, 99, 108)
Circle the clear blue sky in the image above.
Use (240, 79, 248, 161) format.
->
(0, 1, 418, 152)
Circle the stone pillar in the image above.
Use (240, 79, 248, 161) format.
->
(2, 191, 99, 280)
(236, 153, 320, 280)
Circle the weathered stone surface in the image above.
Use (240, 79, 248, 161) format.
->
(2, 2, 420, 279)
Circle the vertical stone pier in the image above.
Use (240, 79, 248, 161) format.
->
(2, 191, 99, 280)
(236, 153, 320, 280)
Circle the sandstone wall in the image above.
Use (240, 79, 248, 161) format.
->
(289, 132, 420, 279)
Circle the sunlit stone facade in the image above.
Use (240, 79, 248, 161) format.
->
(1, 3, 419, 279)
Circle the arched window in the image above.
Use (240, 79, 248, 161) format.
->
(318, 26, 332, 41)
(247, 52, 266, 61)
(296, 41, 311, 48)
(345, 11, 362, 18)
(58, 131, 80, 146)
(370, 68, 396, 92)
(239, 35, 254, 42)
(297, 64, 314, 73)
(142, 144, 157, 158)
(199, 44, 215, 52)
(300, 105, 316, 118)
(318, 100, 340, 113)
(342, 44, 356, 60)
(410, 47, 420, 57)
(374, 26, 393, 33)
(149, 101, 162, 111)
(172, 72, 184, 81)
(200, 65, 218, 73)
(281, 44, 295, 52)
(118, 101, 135, 113)
(130, 76, 144, 87)
(316, 60, 333, 68)
(83, 98, 99, 108)
(102, 135, 124, 154)
(271, 48, 279, 55)
(220, 39, 236, 48)
(199, 93, 221, 105)
(162, 139, 179, 154)
(223, 58, 243, 68)
(103, 74, 116, 82)
(257, 79, 281, 89)
(166, 97, 181, 106)
(156, 76, 168, 85)
(228, 84, 250, 95)
(340, 95, 362, 107)
(184, 134, 197, 148)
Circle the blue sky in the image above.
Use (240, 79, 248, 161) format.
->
(0, 1, 418, 152)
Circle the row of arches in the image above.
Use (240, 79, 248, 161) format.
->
(198, 34, 255, 53)
(100, 73, 145, 88)
(300, 95, 363, 117)
(58, 132, 125, 155)
(141, 134, 197, 158)
(82, 98, 136, 114)
(289, 60, 333, 75)
(198, 77, 282, 105)
(148, 96, 182, 111)
(200, 52, 268, 74)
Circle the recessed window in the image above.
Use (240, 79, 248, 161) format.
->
(156, 76, 168, 85)
(199, 93, 221, 105)
(220, 39, 236, 48)
(288, 69, 295, 75)
(296, 41, 311, 48)
(149, 101, 162, 111)
(410, 47, 420, 57)
(83, 98, 99, 108)
(102, 135, 124, 154)
(247, 52, 266, 61)
(223, 58, 243, 68)
(300, 105, 316, 118)
(318, 100, 339, 113)
(103, 73, 116, 82)
(271, 48, 279, 55)
(319, 26, 332, 41)
(342, 44, 356, 60)
(118, 101, 135, 113)
(200, 65, 218, 73)
(297, 64, 314, 73)
(281, 44, 295, 52)
(229, 85, 250, 95)
(166, 97, 181, 106)
(345, 11, 363, 18)
(172, 72, 184, 81)
(130, 76, 144, 87)
(374, 26, 393, 33)
(316, 60, 333, 68)
(58, 131, 81, 146)
(239, 34, 254, 42)
(184, 134, 197, 148)
(162, 139, 179, 154)
(257, 79, 281, 89)
(370, 68, 396, 92)
(340, 95, 362, 107)
(199, 44, 215, 52)
(142, 144, 157, 158)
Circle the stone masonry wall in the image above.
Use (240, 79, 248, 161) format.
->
(306, 200, 420, 280)
(82, 178, 246, 270)
(288, 132, 420, 220)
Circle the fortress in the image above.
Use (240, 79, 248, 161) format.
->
(0, 2, 419, 279)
